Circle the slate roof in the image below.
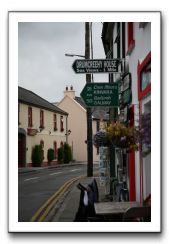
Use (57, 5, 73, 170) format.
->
(74, 96, 109, 121)
(18, 86, 68, 116)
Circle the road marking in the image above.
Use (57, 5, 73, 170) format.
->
(49, 172, 62, 176)
(31, 175, 85, 222)
(70, 169, 81, 172)
(24, 177, 40, 182)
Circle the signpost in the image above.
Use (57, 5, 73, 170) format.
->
(72, 59, 120, 74)
(80, 83, 119, 107)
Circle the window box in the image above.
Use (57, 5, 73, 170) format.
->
(27, 128, 37, 136)
(39, 126, 45, 132)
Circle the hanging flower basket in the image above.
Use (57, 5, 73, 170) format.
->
(105, 122, 139, 151)
(93, 130, 110, 148)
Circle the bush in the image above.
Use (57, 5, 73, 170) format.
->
(58, 147, 64, 163)
(32, 145, 43, 167)
(47, 148, 54, 163)
(63, 143, 72, 164)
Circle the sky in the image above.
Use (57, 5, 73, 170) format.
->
(18, 22, 108, 103)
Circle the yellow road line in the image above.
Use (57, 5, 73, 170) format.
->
(31, 175, 84, 222)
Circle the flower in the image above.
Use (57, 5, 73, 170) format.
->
(105, 122, 139, 150)
(93, 130, 110, 147)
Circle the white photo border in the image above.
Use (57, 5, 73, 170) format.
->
(9, 11, 161, 232)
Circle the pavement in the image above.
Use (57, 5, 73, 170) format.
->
(47, 176, 108, 222)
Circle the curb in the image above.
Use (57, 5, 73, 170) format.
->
(19, 162, 88, 175)
(30, 175, 85, 222)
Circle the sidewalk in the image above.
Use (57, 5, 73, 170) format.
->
(49, 176, 107, 222)
(18, 161, 90, 175)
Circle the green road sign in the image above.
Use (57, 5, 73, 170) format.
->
(72, 59, 120, 74)
(80, 83, 119, 107)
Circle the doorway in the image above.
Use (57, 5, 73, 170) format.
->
(18, 133, 26, 167)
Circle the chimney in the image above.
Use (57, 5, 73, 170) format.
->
(64, 85, 75, 99)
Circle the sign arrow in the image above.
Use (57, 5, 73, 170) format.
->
(80, 83, 119, 107)
(72, 59, 120, 74)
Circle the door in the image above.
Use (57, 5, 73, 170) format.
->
(18, 133, 26, 167)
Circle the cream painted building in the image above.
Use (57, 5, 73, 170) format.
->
(56, 86, 108, 162)
(18, 86, 68, 167)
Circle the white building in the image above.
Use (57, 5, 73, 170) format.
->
(18, 86, 68, 167)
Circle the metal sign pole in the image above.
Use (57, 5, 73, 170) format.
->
(85, 22, 93, 177)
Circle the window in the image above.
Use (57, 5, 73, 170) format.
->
(60, 141, 64, 147)
(60, 116, 64, 132)
(53, 114, 57, 131)
(126, 22, 135, 55)
(28, 107, 32, 127)
(53, 141, 57, 159)
(137, 52, 151, 100)
(140, 62, 151, 91)
(40, 110, 44, 128)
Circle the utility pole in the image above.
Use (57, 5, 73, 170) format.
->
(85, 22, 93, 177)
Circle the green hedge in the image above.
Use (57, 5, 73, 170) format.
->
(47, 148, 54, 163)
(31, 145, 43, 167)
(58, 143, 72, 164)
(63, 143, 72, 164)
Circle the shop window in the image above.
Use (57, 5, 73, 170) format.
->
(53, 114, 57, 131)
(137, 52, 151, 100)
(28, 107, 32, 127)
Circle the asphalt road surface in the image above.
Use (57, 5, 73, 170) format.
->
(18, 163, 99, 222)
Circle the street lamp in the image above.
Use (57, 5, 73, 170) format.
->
(65, 22, 93, 178)
(65, 53, 85, 58)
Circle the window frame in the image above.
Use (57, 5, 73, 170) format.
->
(60, 115, 64, 132)
(53, 113, 57, 131)
(28, 106, 33, 127)
(137, 52, 151, 101)
(40, 110, 44, 128)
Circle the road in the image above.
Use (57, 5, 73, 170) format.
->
(18, 163, 99, 222)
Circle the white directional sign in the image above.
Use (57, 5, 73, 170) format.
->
(72, 59, 120, 73)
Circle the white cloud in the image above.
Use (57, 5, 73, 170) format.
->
(18, 22, 107, 102)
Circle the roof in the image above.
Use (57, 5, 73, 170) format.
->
(18, 86, 68, 116)
(74, 96, 109, 121)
